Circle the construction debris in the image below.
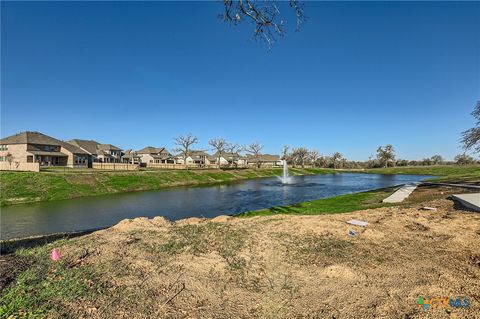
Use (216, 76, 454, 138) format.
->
(382, 183, 419, 203)
(451, 193, 480, 212)
(346, 219, 369, 227)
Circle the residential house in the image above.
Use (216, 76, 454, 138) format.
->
(121, 150, 142, 164)
(68, 139, 123, 164)
(210, 152, 242, 167)
(245, 154, 282, 167)
(175, 150, 212, 166)
(97, 144, 122, 163)
(137, 146, 175, 164)
(0, 131, 89, 167)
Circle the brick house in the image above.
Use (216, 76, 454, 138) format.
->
(0, 131, 89, 167)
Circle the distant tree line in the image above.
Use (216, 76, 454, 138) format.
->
(172, 133, 478, 170)
(281, 143, 478, 169)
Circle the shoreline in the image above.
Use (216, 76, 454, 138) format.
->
(0, 167, 334, 207)
(5, 179, 476, 245)
(0, 183, 397, 243)
(2, 165, 478, 207)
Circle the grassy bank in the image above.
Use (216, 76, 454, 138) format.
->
(0, 167, 334, 206)
(347, 165, 480, 183)
(239, 188, 396, 217)
(241, 165, 480, 218)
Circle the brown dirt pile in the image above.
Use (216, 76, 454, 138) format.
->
(51, 198, 480, 318)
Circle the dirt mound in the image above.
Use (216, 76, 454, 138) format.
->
(4, 198, 480, 318)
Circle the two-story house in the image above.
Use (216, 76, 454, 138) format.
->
(0, 131, 89, 167)
(137, 146, 175, 164)
(67, 139, 123, 164)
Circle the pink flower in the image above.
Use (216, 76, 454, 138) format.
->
(50, 248, 61, 261)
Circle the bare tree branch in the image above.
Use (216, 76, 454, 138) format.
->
(219, 0, 306, 49)
(174, 133, 198, 167)
(209, 138, 229, 168)
(244, 141, 264, 168)
(461, 101, 480, 153)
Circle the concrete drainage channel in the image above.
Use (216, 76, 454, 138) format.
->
(382, 182, 480, 212)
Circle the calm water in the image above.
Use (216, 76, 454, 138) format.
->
(0, 173, 431, 239)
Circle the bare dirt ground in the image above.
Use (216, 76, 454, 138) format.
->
(46, 196, 480, 319)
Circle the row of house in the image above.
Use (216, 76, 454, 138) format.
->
(0, 131, 282, 169)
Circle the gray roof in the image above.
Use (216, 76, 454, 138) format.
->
(246, 154, 281, 162)
(0, 131, 87, 154)
(68, 139, 100, 155)
(97, 144, 122, 151)
(137, 146, 168, 154)
(212, 152, 240, 158)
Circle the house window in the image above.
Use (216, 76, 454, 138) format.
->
(0, 156, 6, 162)
(74, 156, 86, 164)
(0, 145, 7, 151)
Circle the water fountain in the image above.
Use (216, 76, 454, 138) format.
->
(280, 160, 291, 184)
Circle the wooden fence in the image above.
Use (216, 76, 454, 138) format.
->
(145, 163, 259, 170)
(145, 163, 219, 170)
(0, 162, 40, 172)
(92, 162, 139, 171)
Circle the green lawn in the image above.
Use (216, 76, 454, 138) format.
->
(238, 187, 396, 217)
(352, 165, 480, 183)
(0, 168, 334, 206)
(0, 240, 101, 318)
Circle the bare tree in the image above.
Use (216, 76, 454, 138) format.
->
(318, 155, 329, 168)
(209, 138, 228, 168)
(454, 153, 476, 165)
(430, 155, 444, 165)
(245, 142, 264, 168)
(174, 133, 198, 167)
(331, 152, 343, 169)
(219, 0, 307, 48)
(461, 101, 480, 153)
(292, 147, 309, 168)
(281, 145, 289, 160)
(6, 152, 13, 169)
(226, 143, 242, 167)
(376, 145, 395, 168)
(308, 150, 320, 168)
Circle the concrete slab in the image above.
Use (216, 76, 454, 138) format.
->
(347, 219, 369, 227)
(451, 193, 480, 212)
(382, 183, 419, 203)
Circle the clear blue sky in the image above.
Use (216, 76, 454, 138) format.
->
(1, 1, 479, 160)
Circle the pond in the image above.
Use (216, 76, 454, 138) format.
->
(0, 173, 432, 240)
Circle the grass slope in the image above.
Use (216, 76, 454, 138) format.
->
(353, 165, 480, 183)
(0, 168, 334, 206)
(239, 187, 396, 217)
